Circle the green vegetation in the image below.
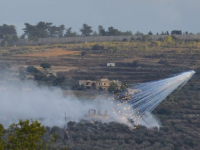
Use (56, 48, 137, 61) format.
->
(1, 22, 196, 47)
(80, 24, 93, 36)
(0, 24, 18, 46)
(7, 120, 46, 149)
(26, 66, 40, 74)
(1, 37, 200, 149)
(108, 82, 119, 92)
(40, 63, 51, 69)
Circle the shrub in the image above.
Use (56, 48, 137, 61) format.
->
(92, 44, 104, 50)
(108, 82, 119, 93)
(26, 66, 40, 74)
(40, 63, 51, 69)
(122, 38, 128, 42)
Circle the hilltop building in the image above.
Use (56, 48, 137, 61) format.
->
(85, 109, 109, 120)
(79, 78, 121, 90)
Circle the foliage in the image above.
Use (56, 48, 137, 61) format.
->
(107, 27, 121, 36)
(7, 120, 46, 150)
(0, 24, 17, 38)
(23, 22, 65, 40)
(40, 63, 51, 69)
(108, 82, 119, 92)
(139, 44, 148, 51)
(164, 36, 174, 46)
(26, 66, 40, 74)
(80, 24, 93, 36)
(135, 31, 143, 35)
(0, 124, 5, 150)
(148, 31, 153, 35)
(65, 27, 77, 37)
(154, 41, 162, 47)
(171, 30, 182, 35)
(0, 24, 18, 46)
(98, 25, 106, 36)
(122, 38, 128, 42)
(53, 76, 66, 86)
(92, 44, 105, 50)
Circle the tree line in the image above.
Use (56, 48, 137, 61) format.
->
(0, 22, 194, 46)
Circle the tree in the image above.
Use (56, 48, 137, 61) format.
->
(0, 24, 18, 46)
(0, 124, 5, 150)
(108, 82, 119, 93)
(0, 24, 17, 38)
(154, 41, 161, 47)
(107, 26, 121, 36)
(58, 24, 65, 37)
(7, 119, 46, 149)
(93, 31, 98, 36)
(171, 30, 182, 35)
(26, 66, 40, 74)
(92, 44, 104, 50)
(98, 25, 106, 36)
(122, 31, 132, 35)
(53, 76, 65, 86)
(23, 22, 54, 40)
(148, 31, 153, 35)
(135, 31, 143, 35)
(80, 24, 93, 36)
(40, 63, 51, 70)
(49, 26, 59, 37)
(65, 27, 77, 37)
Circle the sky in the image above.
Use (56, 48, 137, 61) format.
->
(1, 0, 200, 35)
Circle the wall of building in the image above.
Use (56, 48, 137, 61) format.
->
(9, 34, 200, 46)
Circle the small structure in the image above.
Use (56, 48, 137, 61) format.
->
(85, 109, 109, 120)
(107, 63, 115, 67)
(79, 78, 121, 90)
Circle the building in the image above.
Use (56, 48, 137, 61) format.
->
(107, 63, 115, 67)
(85, 109, 109, 120)
(79, 78, 121, 90)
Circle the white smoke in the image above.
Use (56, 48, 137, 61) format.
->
(1, 70, 194, 129)
(0, 80, 128, 127)
(0, 79, 161, 129)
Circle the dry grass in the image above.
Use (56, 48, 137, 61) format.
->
(15, 48, 81, 57)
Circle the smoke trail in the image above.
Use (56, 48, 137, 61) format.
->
(112, 70, 195, 127)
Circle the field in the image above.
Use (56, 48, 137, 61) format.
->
(0, 39, 200, 149)
(15, 48, 80, 57)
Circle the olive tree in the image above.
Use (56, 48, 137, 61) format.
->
(108, 82, 119, 93)
(40, 63, 51, 70)
(7, 119, 46, 149)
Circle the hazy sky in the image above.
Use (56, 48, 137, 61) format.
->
(1, 0, 199, 35)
